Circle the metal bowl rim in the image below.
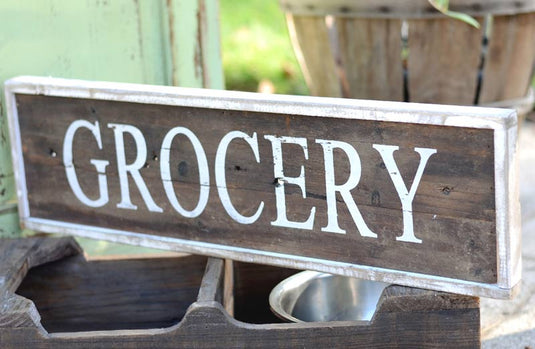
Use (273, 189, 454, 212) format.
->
(269, 271, 330, 323)
(269, 271, 390, 323)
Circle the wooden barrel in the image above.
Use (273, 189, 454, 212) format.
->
(280, 0, 535, 116)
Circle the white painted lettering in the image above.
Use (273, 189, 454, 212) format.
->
(215, 131, 264, 224)
(264, 135, 315, 230)
(160, 127, 209, 218)
(63, 120, 109, 207)
(373, 144, 437, 243)
(108, 123, 163, 212)
(316, 140, 377, 238)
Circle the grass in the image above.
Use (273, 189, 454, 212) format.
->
(220, 0, 307, 95)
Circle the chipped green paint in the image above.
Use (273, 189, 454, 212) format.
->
(166, 0, 224, 88)
(0, 0, 223, 237)
(0, 203, 19, 238)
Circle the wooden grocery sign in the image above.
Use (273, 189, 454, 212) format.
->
(5, 76, 520, 298)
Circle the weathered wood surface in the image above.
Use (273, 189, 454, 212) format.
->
(0, 237, 82, 330)
(334, 17, 403, 101)
(198, 258, 224, 304)
(407, 17, 484, 105)
(15, 93, 498, 284)
(279, 0, 535, 17)
(286, 15, 404, 100)
(0, 236, 82, 295)
(286, 15, 341, 97)
(0, 237, 480, 348)
(16, 253, 208, 332)
(0, 296, 481, 348)
(223, 259, 235, 316)
(6, 76, 519, 298)
(480, 12, 535, 104)
(283, 9, 534, 119)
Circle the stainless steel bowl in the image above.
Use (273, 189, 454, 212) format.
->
(269, 271, 389, 323)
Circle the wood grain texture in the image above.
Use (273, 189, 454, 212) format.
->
(0, 295, 42, 329)
(480, 13, 535, 104)
(15, 93, 498, 283)
(0, 237, 81, 331)
(407, 17, 484, 104)
(165, 0, 224, 89)
(198, 258, 224, 304)
(0, 237, 480, 348)
(334, 18, 403, 100)
(224, 259, 235, 316)
(0, 237, 82, 295)
(16, 253, 208, 332)
(0, 298, 481, 348)
(286, 15, 342, 97)
(280, 0, 535, 17)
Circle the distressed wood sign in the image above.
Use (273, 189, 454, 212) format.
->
(5, 76, 520, 298)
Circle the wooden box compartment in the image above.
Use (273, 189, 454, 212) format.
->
(16, 252, 208, 333)
(0, 237, 481, 348)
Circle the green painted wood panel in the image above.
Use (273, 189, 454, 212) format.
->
(0, 0, 223, 237)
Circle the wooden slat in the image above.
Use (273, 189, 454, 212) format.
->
(479, 13, 535, 104)
(286, 15, 342, 97)
(165, 0, 224, 89)
(224, 259, 235, 316)
(197, 258, 224, 304)
(15, 94, 499, 284)
(407, 18, 484, 104)
(0, 237, 82, 331)
(17, 253, 208, 332)
(3, 284, 481, 348)
(0, 237, 480, 347)
(0, 237, 82, 295)
(335, 18, 403, 101)
(279, 0, 535, 18)
(0, 295, 42, 329)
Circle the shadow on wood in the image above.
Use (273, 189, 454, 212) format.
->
(0, 237, 480, 348)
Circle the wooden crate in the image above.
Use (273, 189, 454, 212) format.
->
(0, 237, 480, 348)
(281, 0, 535, 117)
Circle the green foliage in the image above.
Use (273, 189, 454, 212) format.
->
(220, 0, 307, 94)
(428, 0, 480, 28)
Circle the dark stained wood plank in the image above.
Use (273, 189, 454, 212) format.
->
(408, 17, 484, 104)
(6, 77, 519, 298)
(4, 284, 481, 348)
(15, 94, 498, 284)
(0, 293, 481, 348)
(0, 237, 480, 348)
(16, 253, 208, 332)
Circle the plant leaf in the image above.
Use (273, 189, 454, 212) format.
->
(428, 0, 448, 12)
(428, 0, 480, 28)
(443, 11, 481, 28)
